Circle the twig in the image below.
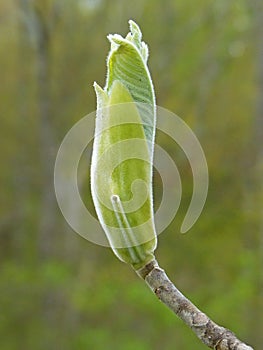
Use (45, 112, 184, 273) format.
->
(136, 259, 254, 350)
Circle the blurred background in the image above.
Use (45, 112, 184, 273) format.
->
(0, 0, 262, 349)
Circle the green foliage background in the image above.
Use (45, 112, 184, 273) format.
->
(0, 0, 262, 349)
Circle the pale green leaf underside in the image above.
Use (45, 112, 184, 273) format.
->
(105, 20, 156, 158)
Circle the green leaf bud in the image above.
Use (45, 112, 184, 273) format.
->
(91, 21, 157, 270)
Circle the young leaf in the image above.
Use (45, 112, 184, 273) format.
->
(91, 21, 157, 270)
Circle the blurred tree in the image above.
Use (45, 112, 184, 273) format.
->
(18, 0, 60, 259)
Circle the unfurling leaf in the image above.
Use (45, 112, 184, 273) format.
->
(91, 21, 157, 270)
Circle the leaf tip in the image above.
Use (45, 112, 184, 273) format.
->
(128, 20, 142, 40)
(93, 82, 108, 106)
(107, 33, 123, 45)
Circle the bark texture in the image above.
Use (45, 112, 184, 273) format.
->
(136, 260, 254, 350)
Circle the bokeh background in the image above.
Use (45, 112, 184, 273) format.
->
(0, 0, 262, 349)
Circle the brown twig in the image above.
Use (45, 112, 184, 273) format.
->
(136, 259, 254, 350)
